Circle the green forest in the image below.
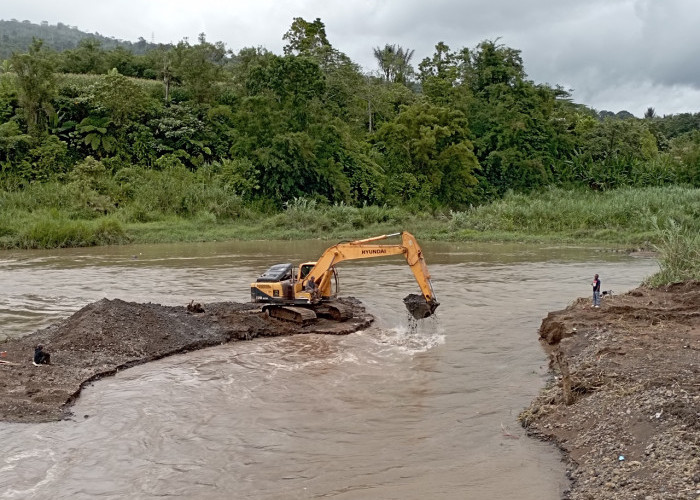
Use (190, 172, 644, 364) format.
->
(0, 18, 699, 266)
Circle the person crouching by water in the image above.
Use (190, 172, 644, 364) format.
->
(592, 274, 601, 308)
(33, 345, 51, 365)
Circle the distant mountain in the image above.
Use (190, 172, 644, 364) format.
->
(0, 19, 161, 58)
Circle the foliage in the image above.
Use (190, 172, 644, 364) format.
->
(418, 42, 472, 108)
(667, 131, 700, 186)
(88, 69, 152, 125)
(148, 103, 211, 168)
(645, 218, 700, 286)
(282, 18, 331, 57)
(171, 35, 227, 104)
(265, 197, 406, 234)
(578, 118, 658, 162)
(0, 20, 699, 251)
(374, 101, 480, 206)
(448, 186, 700, 238)
(373, 44, 415, 84)
(60, 38, 108, 74)
(210, 158, 260, 199)
(9, 38, 57, 137)
(653, 112, 700, 140)
(17, 215, 126, 248)
(75, 115, 116, 156)
(27, 134, 70, 181)
(0, 73, 18, 122)
(0, 121, 32, 168)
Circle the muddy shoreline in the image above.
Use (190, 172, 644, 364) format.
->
(0, 298, 373, 423)
(521, 281, 700, 499)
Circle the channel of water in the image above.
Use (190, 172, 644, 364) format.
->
(0, 240, 658, 499)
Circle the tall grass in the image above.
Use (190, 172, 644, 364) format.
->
(113, 166, 252, 223)
(645, 219, 700, 286)
(0, 167, 415, 247)
(1, 171, 698, 249)
(1, 211, 127, 249)
(448, 186, 700, 244)
(263, 198, 407, 237)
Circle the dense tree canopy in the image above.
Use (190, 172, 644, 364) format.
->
(0, 18, 698, 209)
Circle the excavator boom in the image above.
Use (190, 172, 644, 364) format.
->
(305, 232, 438, 318)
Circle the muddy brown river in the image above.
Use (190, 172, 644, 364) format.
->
(0, 240, 658, 499)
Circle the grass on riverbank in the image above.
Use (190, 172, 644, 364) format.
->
(645, 218, 700, 287)
(447, 185, 699, 241)
(1, 181, 698, 254)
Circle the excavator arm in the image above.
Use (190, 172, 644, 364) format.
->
(303, 231, 439, 318)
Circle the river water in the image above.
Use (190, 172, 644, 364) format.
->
(0, 240, 658, 499)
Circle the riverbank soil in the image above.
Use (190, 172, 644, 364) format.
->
(0, 298, 373, 424)
(521, 281, 700, 500)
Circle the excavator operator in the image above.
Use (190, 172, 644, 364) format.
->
(305, 278, 320, 299)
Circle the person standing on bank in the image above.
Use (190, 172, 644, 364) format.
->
(592, 274, 601, 308)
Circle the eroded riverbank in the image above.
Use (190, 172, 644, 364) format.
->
(521, 281, 700, 499)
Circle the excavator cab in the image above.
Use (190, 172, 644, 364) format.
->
(297, 263, 314, 280)
(251, 263, 296, 302)
(256, 263, 293, 283)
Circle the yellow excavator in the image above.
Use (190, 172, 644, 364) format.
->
(251, 231, 439, 324)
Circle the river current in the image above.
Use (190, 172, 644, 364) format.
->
(0, 240, 658, 499)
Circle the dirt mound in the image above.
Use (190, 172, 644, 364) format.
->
(0, 298, 373, 423)
(521, 281, 700, 499)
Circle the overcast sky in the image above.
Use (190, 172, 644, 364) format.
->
(4, 0, 700, 116)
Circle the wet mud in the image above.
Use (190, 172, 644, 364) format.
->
(0, 297, 373, 423)
(521, 281, 700, 499)
(402, 293, 438, 319)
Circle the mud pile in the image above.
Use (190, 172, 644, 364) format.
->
(0, 298, 373, 423)
(521, 281, 700, 499)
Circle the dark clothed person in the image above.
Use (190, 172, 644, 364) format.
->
(33, 345, 51, 365)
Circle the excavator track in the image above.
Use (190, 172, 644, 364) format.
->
(313, 300, 353, 321)
(263, 305, 317, 325)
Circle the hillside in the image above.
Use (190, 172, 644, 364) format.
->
(0, 18, 159, 58)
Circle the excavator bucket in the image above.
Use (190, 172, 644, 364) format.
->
(403, 294, 439, 320)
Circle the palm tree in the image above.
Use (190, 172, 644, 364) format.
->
(373, 44, 396, 81)
(372, 44, 415, 84)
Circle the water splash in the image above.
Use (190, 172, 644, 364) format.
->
(371, 315, 445, 356)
